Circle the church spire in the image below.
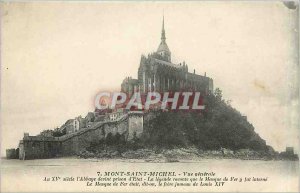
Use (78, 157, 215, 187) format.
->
(157, 13, 171, 62)
(161, 14, 166, 43)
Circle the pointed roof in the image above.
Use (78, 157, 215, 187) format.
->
(157, 15, 170, 53)
(161, 15, 166, 42)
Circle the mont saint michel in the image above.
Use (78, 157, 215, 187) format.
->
(1, 2, 299, 193)
(5, 17, 298, 162)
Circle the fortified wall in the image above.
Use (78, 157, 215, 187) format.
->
(14, 112, 143, 160)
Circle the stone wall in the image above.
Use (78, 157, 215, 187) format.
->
(6, 148, 19, 159)
(15, 112, 144, 160)
(127, 112, 144, 141)
(18, 139, 61, 160)
(60, 117, 129, 155)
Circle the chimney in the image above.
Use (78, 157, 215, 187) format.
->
(204, 72, 206, 77)
(194, 69, 195, 74)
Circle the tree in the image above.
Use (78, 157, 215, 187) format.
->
(143, 88, 269, 152)
(214, 88, 222, 101)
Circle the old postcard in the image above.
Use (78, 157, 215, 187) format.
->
(0, 1, 299, 192)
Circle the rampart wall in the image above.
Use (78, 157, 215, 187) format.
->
(16, 112, 143, 160)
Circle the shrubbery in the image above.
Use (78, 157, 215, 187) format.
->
(144, 88, 267, 151)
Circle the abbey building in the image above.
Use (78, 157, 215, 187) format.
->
(121, 16, 213, 95)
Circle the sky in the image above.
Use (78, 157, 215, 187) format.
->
(1, 1, 299, 155)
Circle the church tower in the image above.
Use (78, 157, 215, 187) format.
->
(157, 15, 171, 62)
